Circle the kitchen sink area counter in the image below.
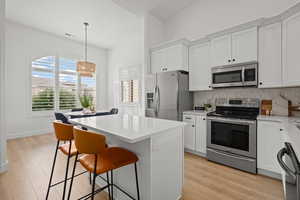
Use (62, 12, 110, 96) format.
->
(70, 114, 186, 200)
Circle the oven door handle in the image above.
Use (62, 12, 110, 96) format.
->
(207, 116, 256, 124)
(277, 147, 296, 178)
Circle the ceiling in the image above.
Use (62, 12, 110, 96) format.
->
(6, 0, 198, 48)
(5, 0, 144, 48)
(112, 0, 197, 21)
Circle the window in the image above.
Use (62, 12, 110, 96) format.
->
(121, 80, 139, 103)
(80, 76, 96, 104)
(32, 56, 55, 111)
(31, 56, 96, 112)
(59, 58, 78, 110)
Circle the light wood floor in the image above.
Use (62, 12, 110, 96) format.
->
(0, 133, 283, 200)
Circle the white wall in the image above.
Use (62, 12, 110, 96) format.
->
(107, 15, 145, 115)
(164, 0, 300, 41)
(0, 0, 8, 173)
(5, 21, 108, 139)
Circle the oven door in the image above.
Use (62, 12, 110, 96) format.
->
(212, 66, 243, 88)
(207, 117, 257, 158)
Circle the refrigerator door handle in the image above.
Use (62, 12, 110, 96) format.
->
(154, 86, 158, 116)
(157, 86, 160, 114)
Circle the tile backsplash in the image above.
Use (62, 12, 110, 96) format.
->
(194, 87, 300, 113)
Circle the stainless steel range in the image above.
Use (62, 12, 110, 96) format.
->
(206, 98, 260, 174)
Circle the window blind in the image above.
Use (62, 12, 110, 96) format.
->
(121, 80, 139, 103)
(31, 56, 55, 111)
(58, 58, 78, 110)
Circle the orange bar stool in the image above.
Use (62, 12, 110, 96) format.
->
(68, 127, 140, 200)
(46, 121, 84, 200)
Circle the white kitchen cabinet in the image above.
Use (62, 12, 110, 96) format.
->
(195, 116, 207, 155)
(231, 27, 258, 64)
(189, 42, 211, 91)
(257, 120, 283, 174)
(210, 27, 258, 67)
(282, 12, 300, 87)
(183, 115, 196, 150)
(259, 22, 283, 88)
(150, 41, 188, 73)
(210, 35, 232, 66)
(151, 49, 165, 74)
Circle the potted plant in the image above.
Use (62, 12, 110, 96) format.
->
(79, 95, 95, 113)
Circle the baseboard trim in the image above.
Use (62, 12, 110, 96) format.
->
(258, 168, 282, 180)
(0, 160, 8, 173)
(184, 148, 207, 158)
(7, 128, 52, 139)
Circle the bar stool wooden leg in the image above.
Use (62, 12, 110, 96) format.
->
(106, 172, 111, 200)
(46, 140, 60, 200)
(67, 152, 79, 200)
(134, 163, 140, 200)
(62, 140, 72, 200)
(91, 154, 98, 200)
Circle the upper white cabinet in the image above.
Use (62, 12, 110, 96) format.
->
(282, 12, 300, 87)
(150, 41, 188, 73)
(210, 35, 231, 66)
(257, 120, 283, 174)
(210, 27, 258, 67)
(151, 49, 165, 74)
(259, 22, 283, 88)
(189, 42, 211, 91)
(231, 27, 258, 64)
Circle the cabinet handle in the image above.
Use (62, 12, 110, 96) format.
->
(232, 58, 236, 62)
(259, 82, 263, 85)
(192, 125, 195, 127)
(208, 85, 211, 88)
(228, 59, 231, 63)
(280, 128, 284, 131)
(185, 117, 192, 120)
(203, 118, 206, 120)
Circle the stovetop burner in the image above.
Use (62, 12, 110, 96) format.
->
(207, 98, 260, 120)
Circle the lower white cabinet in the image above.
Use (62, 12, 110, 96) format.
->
(195, 116, 207, 154)
(257, 120, 283, 174)
(183, 114, 207, 156)
(183, 115, 196, 150)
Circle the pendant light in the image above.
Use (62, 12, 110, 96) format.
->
(77, 22, 96, 77)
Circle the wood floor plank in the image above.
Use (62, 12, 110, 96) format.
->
(0, 133, 283, 200)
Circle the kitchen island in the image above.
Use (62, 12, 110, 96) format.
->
(70, 114, 186, 200)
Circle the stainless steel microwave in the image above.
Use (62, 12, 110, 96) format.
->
(211, 62, 258, 88)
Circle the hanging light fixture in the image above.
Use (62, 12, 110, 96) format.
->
(77, 22, 96, 77)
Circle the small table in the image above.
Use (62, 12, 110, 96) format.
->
(65, 110, 111, 119)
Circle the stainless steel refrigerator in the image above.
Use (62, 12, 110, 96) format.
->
(145, 71, 193, 121)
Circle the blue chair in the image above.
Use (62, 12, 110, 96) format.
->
(71, 108, 83, 112)
(110, 108, 118, 114)
(54, 112, 70, 124)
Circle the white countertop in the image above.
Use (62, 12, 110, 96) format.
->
(183, 110, 209, 116)
(70, 114, 186, 143)
(258, 115, 300, 158)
